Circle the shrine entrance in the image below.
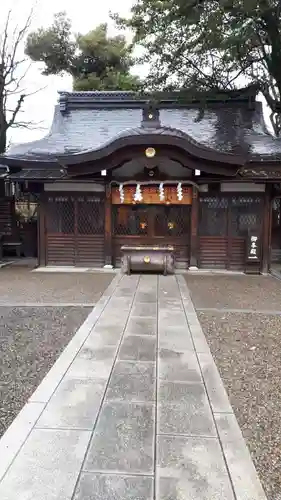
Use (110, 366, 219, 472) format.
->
(112, 204, 191, 268)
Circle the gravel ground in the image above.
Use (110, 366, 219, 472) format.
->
(0, 306, 91, 438)
(186, 275, 281, 500)
(198, 311, 281, 500)
(185, 274, 281, 311)
(185, 272, 281, 500)
(0, 267, 113, 304)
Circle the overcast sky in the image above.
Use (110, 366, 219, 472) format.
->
(2, 0, 273, 146)
(2, 0, 136, 145)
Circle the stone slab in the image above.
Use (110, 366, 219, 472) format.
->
(96, 312, 129, 328)
(0, 402, 45, 481)
(125, 317, 157, 336)
(84, 327, 123, 347)
(74, 473, 154, 500)
(106, 361, 156, 403)
(84, 402, 155, 475)
(156, 435, 234, 500)
(215, 413, 267, 500)
(131, 302, 157, 318)
(135, 291, 157, 303)
(107, 297, 134, 309)
(36, 378, 106, 430)
(118, 335, 156, 362)
(158, 381, 216, 437)
(158, 311, 188, 328)
(158, 326, 194, 352)
(198, 352, 233, 413)
(27, 273, 122, 405)
(0, 428, 91, 500)
(158, 348, 202, 383)
(66, 345, 116, 379)
(188, 324, 211, 354)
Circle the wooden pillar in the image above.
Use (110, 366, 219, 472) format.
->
(262, 183, 272, 274)
(104, 184, 113, 267)
(189, 186, 199, 268)
(38, 195, 46, 267)
(0, 179, 5, 196)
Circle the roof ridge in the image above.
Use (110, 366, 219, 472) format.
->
(58, 85, 259, 112)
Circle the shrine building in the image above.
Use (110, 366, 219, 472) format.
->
(1, 86, 281, 273)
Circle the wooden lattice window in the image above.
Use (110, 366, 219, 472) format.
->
(229, 196, 263, 237)
(272, 198, 281, 228)
(46, 196, 74, 234)
(153, 206, 190, 237)
(113, 205, 149, 236)
(199, 197, 228, 236)
(77, 196, 104, 235)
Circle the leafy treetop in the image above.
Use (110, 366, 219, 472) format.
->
(113, 0, 281, 135)
(25, 12, 140, 91)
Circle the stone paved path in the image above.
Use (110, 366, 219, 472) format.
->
(0, 274, 266, 500)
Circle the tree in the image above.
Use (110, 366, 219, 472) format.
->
(114, 0, 281, 135)
(0, 8, 40, 154)
(25, 12, 141, 92)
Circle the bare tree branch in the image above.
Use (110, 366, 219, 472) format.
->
(12, 120, 46, 130)
(0, 10, 12, 67)
(0, 5, 42, 153)
(3, 8, 33, 79)
(7, 94, 25, 128)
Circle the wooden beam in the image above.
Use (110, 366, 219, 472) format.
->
(190, 186, 199, 267)
(104, 184, 113, 267)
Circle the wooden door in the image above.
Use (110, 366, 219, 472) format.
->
(198, 195, 264, 270)
(45, 193, 105, 267)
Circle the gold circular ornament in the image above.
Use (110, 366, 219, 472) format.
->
(143, 256, 150, 264)
(145, 147, 156, 158)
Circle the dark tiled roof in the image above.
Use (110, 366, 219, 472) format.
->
(8, 168, 65, 181)
(3, 88, 281, 163)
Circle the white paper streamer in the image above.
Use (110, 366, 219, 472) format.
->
(119, 184, 124, 203)
(159, 182, 165, 201)
(133, 184, 143, 202)
(177, 182, 183, 201)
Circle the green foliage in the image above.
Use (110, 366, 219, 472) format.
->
(25, 12, 141, 91)
(113, 0, 281, 134)
(25, 12, 75, 75)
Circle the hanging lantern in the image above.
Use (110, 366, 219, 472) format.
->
(134, 184, 143, 202)
(159, 182, 165, 201)
(119, 184, 125, 203)
(177, 182, 183, 201)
